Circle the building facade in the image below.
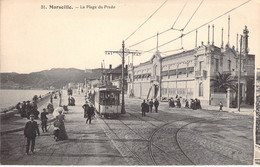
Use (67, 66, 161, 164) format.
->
(127, 26, 254, 107)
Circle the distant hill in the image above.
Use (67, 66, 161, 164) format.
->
(0, 68, 105, 89)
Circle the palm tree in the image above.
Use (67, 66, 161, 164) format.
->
(210, 72, 237, 93)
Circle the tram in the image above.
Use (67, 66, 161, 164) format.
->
(91, 85, 121, 118)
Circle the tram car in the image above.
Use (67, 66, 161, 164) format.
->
(93, 85, 121, 118)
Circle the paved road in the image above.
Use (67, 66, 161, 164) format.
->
(0, 93, 253, 165)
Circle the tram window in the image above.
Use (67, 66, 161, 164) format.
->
(99, 91, 120, 105)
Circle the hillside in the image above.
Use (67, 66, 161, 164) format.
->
(0, 68, 105, 89)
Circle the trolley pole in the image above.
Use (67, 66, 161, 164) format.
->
(105, 40, 141, 114)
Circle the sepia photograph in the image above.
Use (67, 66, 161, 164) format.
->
(0, 0, 259, 165)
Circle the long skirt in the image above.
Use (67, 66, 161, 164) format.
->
(58, 122, 68, 140)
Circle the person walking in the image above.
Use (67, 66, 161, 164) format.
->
(40, 108, 48, 132)
(82, 101, 90, 123)
(86, 104, 95, 124)
(24, 114, 40, 155)
(219, 101, 223, 112)
(154, 98, 159, 113)
(141, 100, 147, 117)
(55, 110, 68, 141)
(149, 99, 154, 113)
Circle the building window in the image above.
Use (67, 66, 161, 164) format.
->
(199, 83, 203, 96)
(220, 56, 223, 66)
(199, 61, 204, 72)
(228, 60, 231, 71)
(215, 59, 219, 72)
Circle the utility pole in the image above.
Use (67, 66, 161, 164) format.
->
(238, 35, 242, 112)
(105, 41, 141, 114)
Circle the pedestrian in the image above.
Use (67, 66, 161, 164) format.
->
(141, 100, 147, 117)
(26, 101, 32, 119)
(185, 99, 189, 108)
(149, 99, 154, 112)
(169, 97, 175, 108)
(50, 95, 53, 104)
(86, 104, 95, 124)
(47, 102, 54, 113)
(21, 101, 27, 117)
(219, 101, 223, 112)
(55, 110, 68, 141)
(68, 96, 71, 106)
(154, 98, 159, 113)
(40, 108, 48, 132)
(177, 98, 181, 108)
(24, 114, 40, 155)
(32, 102, 39, 119)
(82, 101, 90, 121)
(16, 102, 21, 115)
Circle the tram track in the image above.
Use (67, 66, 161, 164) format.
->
(99, 117, 146, 165)
(118, 115, 203, 165)
(107, 111, 240, 165)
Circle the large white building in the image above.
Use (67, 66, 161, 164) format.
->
(127, 26, 254, 107)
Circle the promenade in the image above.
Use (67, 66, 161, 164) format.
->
(0, 91, 127, 165)
(0, 91, 254, 165)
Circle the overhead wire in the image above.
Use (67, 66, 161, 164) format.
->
(128, 28, 172, 48)
(124, 0, 169, 42)
(171, 0, 190, 28)
(142, 0, 252, 53)
(127, 0, 189, 48)
(182, 0, 204, 31)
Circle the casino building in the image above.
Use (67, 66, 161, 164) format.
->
(127, 26, 255, 107)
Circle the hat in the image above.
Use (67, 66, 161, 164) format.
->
(58, 110, 63, 113)
(43, 108, 46, 111)
(29, 114, 35, 117)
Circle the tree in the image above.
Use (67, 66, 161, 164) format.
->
(210, 72, 237, 93)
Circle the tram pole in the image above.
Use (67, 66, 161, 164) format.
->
(105, 41, 141, 114)
(121, 41, 125, 114)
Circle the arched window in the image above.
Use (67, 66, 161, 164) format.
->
(199, 83, 203, 96)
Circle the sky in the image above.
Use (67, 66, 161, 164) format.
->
(1, 0, 260, 73)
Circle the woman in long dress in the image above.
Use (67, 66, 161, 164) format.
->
(55, 109, 68, 141)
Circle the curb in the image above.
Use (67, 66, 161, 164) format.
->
(0, 118, 56, 136)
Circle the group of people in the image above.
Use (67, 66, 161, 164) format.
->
(24, 102, 69, 155)
(189, 98, 202, 110)
(82, 101, 95, 124)
(168, 97, 182, 108)
(168, 97, 202, 110)
(141, 98, 160, 117)
(16, 101, 39, 119)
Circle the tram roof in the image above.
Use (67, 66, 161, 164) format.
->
(97, 85, 121, 92)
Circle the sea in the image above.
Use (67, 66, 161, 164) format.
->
(0, 89, 52, 110)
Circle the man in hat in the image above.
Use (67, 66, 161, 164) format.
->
(40, 108, 49, 132)
(86, 104, 95, 124)
(24, 114, 40, 155)
(82, 101, 90, 120)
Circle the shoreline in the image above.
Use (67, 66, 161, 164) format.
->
(0, 90, 55, 113)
